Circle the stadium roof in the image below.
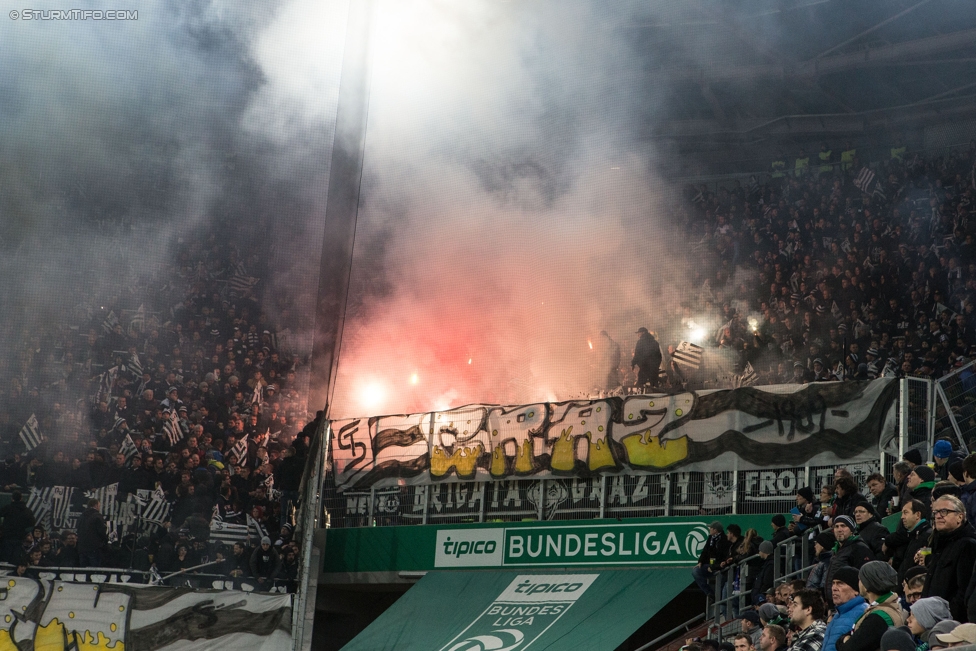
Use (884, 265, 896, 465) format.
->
(630, 0, 976, 151)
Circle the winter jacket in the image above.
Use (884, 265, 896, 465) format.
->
(911, 483, 935, 520)
(249, 545, 282, 581)
(698, 533, 731, 567)
(870, 483, 899, 517)
(751, 555, 775, 605)
(806, 551, 832, 590)
(0, 501, 35, 542)
(857, 519, 889, 557)
(923, 521, 976, 621)
(961, 481, 976, 525)
(897, 519, 932, 583)
(77, 507, 108, 554)
(822, 596, 868, 651)
(825, 536, 875, 605)
(836, 593, 905, 651)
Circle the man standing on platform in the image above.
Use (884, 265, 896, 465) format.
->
(632, 327, 662, 389)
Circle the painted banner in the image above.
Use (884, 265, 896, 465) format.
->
(331, 379, 898, 490)
(0, 577, 291, 650)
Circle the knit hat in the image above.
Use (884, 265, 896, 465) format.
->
(833, 515, 857, 532)
(880, 628, 917, 651)
(797, 486, 815, 503)
(912, 465, 936, 483)
(936, 623, 976, 646)
(903, 449, 923, 466)
(930, 620, 962, 643)
(758, 603, 781, 623)
(949, 461, 965, 483)
(814, 530, 836, 550)
(771, 514, 786, 527)
(858, 560, 899, 594)
(934, 440, 953, 459)
(260, 536, 271, 546)
(910, 596, 952, 631)
(904, 565, 928, 583)
(758, 541, 774, 555)
(832, 566, 861, 593)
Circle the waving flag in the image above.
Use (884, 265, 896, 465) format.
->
(19, 414, 42, 450)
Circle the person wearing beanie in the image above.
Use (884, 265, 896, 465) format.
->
(880, 627, 916, 651)
(807, 530, 836, 591)
(835, 561, 905, 651)
(948, 462, 965, 487)
(934, 622, 975, 648)
(908, 466, 937, 518)
(771, 514, 790, 546)
(693, 521, 732, 596)
(753, 541, 777, 605)
(249, 535, 282, 586)
(759, 602, 789, 632)
(934, 440, 966, 483)
(793, 487, 826, 535)
(823, 567, 868, 651)
(852, 502, 889, 557)
(825, 516, 875, 607)
(928, 620, 961, 649)
(908, 596, 952, 650)
(923, 496, 976, 622)
(903, 450, 923, 469)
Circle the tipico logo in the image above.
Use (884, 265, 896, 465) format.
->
(684, 525, 711, 558)
(445, 629, 525, 651)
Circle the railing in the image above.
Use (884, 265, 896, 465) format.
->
(292, 415, 329, 651)
(704, 528, 821, 639)
(936, 360, 976, 455)
(0, 562, 295, 592)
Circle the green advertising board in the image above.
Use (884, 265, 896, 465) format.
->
(341, 568, 693, 651)
(322, 513, 781, 578)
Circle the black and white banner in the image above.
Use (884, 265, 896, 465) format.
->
(332, 379, 898, 490)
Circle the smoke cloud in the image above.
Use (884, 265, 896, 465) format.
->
(0, 0, 346, 430)
(329, 0, 696, 418)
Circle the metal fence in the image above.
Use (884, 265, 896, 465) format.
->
(936, 361, 976, 454)
(322, 379, 933, 528)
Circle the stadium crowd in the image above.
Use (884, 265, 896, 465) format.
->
(660, 139, 976, 387)
(0, 219, 316, 590)
(687, 441, 976, 651)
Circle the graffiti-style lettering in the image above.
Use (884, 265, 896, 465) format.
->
(331, 380, 898, 491)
